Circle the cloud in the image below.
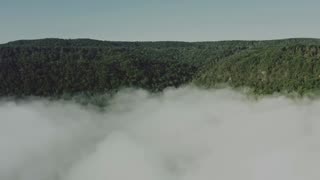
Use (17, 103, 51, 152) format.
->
(1, 87, 320, 180)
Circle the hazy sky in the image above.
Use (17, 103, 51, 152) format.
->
(1, 0, 319, 43)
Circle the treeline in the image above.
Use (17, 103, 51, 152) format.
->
(0, 58, 198, 96)
(195, 45, 320, 94)
(0, 39, 252, 96)
(2, 38, 320, 96)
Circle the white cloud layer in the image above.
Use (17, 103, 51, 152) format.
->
(1, 87, 320, 180)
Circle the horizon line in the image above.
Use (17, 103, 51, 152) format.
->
(2, 37, 320, 45)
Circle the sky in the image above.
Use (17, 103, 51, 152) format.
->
(0, 0, 320, 43)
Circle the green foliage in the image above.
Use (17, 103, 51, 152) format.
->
(0, 45, 200, 96)
(2, 38, 320, 97)
(195, 44, 320, 94)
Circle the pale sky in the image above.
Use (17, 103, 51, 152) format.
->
(1, 0, 319, 43)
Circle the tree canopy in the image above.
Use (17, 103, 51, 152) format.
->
(1, 38, 320, 97)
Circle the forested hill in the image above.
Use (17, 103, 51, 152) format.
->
(195, 44, 320, 94)
(1, 38, 320, 97)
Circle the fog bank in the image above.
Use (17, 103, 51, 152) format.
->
(1, 87, 320, 180)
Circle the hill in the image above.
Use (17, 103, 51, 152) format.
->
(1, 38, 320, 96)
(195, 44, 320, 94)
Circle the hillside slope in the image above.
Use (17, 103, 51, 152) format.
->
(195, 45, 320, 94)
(0, 39, 252, 96)
(1, 38, 320, 96)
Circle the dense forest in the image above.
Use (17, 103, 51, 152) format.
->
(195, 44, 320, 94)
(1, 38, 320, 97)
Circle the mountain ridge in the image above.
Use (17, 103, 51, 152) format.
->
(1, 38, 320, 97)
